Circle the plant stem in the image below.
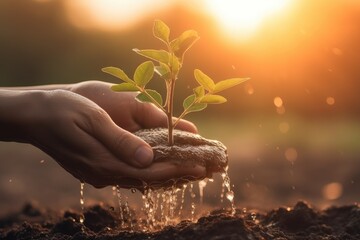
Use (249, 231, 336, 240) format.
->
(167, 78, 176, 146)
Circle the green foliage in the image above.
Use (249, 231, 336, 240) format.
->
(102, 19, 249, 145)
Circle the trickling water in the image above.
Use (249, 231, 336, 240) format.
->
(226, 191, 234, 202)
(106, 165, 237, 231)
(220, 172, 226, 203)
(221, 169, 236, 215)
(178, 184, 187, 217)
(124, 197, 133, 229)
(169, 187, 178, 219)
(189, 183, 196, 221)
(79, 182, 85, 224)
(198, 179, 208, 204)
(115, 185, 125, 227)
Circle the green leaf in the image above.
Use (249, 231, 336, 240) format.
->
(134, 61, 154, 88)
(194, 69, 215, 92)
(169, 55, 181, 75)
(200, 94, 227, 104)
(136, 89, 163, 106)
(183, 94, 207, 113)
(111, 83, 139, 92)
(213, 78, 250, 93)
(133, 49, 170, 64)
(154, 63, 171, 79)
(153, 19, 170, 44)
(102, 67, 133, 83)
(193, 86, 205, 98)
(170, 30, 199, 60)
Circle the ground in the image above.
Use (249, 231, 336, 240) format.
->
(0, 200, 359, 240)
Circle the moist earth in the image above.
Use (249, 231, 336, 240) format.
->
(134, 128, 228, 173)
(0, 201, 359, 240)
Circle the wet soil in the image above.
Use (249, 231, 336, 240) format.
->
(135, 128, 228, 173)
(1, 201, 359, 240)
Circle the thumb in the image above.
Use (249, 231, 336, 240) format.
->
(92, 114, 153, 168)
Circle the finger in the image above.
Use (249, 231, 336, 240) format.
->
(173, 118, 198, 133)
(134, 102, 198, 133)
(86, 111, 154, 168)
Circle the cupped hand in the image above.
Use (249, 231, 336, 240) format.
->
(69, 80, 197, 133)
(24, 85, 205, 189)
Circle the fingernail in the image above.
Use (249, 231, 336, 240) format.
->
(134, 146, 153, 167)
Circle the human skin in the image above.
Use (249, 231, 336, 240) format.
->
(0, 81, 206, 189)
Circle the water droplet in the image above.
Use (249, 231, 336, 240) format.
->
(40, 160, 45, 164)
(198, 179, 208, 204)
(79, 182, 85, 224)
(251, 212, 256, 221)
(273, 96, 283, 108)
(131, 188, 137, 193)
(226, 191, 234, 202)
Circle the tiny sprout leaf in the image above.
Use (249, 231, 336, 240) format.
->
(200, 94, 227, 104)
(153, 19, 170, 44)
(183, 94, 195, 109)
(194, 69, 215, 92)
(133, 49, 170, 64)
(111, 83, 139, 92)
(102, 67, 133, 83)
(213, 78, 250, 93)
(136, 89, 163, 106)
(134, 61, 154, 88)
(183, 94, 207, 113)
(193, 86, 205, 98)
(154, 63, 171, 79)
(170, 30, 199, 60)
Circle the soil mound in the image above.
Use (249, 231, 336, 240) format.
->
(1, 201, 359, 239)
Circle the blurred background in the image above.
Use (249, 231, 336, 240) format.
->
(0, 0, 359, 216)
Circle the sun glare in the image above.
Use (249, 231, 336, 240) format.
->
(204, 0, 290, 39)
(65, 0, 172, 31)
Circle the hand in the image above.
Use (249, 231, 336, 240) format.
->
(17, 84, 205, 189)
(69, 80, 197, 133)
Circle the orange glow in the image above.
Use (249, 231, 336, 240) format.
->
(322, 182, 343, 200)
(284, 147, 297, 163)
(279, 122, 290, 133)
(204, 0, 291, 39)
(274, 97, 283, 108)
(326, 97, 335, 106)
(65, 0, 172, 31)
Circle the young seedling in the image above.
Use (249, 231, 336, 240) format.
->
(102, 20, 249, 146)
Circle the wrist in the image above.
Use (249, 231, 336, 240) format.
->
(0, 90, 47, 142)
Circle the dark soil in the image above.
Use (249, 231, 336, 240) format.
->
(1, 201, 359, 240)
